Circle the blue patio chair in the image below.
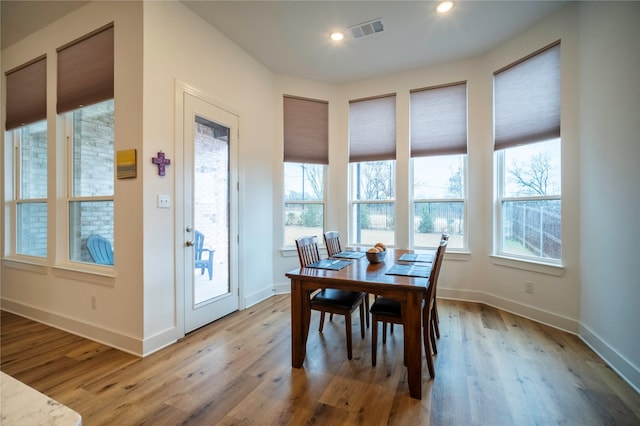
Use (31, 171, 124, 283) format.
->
(87, 234, 114, 265)
(194, 230, 214, 280)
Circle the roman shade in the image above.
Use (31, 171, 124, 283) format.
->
(349, 94, 396, 162)
(5, 56, 47, 131)
(410, 82, 468, 157)
(57, 24, 114, 114)
(283, 95, 329, 164)
(494, 41, 561, 150)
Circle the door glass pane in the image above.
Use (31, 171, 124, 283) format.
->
(193, 117, 230, 305)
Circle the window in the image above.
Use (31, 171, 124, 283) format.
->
(66, 100, 115, 263)
(57, 24, 115, 265)
(13, 121, 48, 257)
(5, 56, 48, 258)
(283, 96, 328, 246)
(349, 94, 396, 246)
(284, 163, 325, 245)
(494, 42, 561, 262)
(410, 82, 468, 250)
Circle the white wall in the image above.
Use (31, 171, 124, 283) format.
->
(578, 1, 640, 391)
(141, 2, 275, 353)
(1, 1, 145, 354)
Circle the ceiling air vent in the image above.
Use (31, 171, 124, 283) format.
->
(349, 18, 384, 39)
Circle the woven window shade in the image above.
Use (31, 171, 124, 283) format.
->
(283, 96, 329, 164)
(5, 56, 47, 131)
(349, 94, 396, 162)
(57, 24, 114, 114)
(494, 41, 561, 150)
(410, 82, 467, 157)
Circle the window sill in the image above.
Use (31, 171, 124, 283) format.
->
(52, 264, 115, 287)
(490, 254, 564, 277)
(1, 258, 49, 275)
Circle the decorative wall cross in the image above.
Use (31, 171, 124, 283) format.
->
(152, 151, 171, 176)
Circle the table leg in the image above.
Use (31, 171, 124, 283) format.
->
(291, 278, 310, 368)
(403, 292, 423, 399)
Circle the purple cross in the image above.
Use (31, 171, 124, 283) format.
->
(152, 151, 171, 176)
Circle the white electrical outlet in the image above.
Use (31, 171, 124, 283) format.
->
(525, 281, 534, 294)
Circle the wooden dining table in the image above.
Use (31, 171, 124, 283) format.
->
(286, 248, 433, 400)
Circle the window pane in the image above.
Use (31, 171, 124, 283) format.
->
(353, 160, 395, 201)
(20, 120, 47, 199)
(284, 203, 324, 246)
(414, 201, 464, 249)
(413, 155, 464, 199)
(503, 139, 560, 197)
(69, 200, 114, 263)
(352, 203, 394, 246)
(284, 163, 324, 201)
(502, 199, 561, 260)
(72, 99, 114, 197)
(17, 203, 47, 257)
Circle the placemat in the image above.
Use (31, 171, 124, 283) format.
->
(385, 264, 431, 278)
(331, 251, 366, 259)
(398, 253, 434, 263)
(305, 259, 353, 270)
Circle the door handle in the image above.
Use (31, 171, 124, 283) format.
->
(186, 240, 194, 247)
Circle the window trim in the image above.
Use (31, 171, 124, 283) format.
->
(349, 160, 396, 248)
(494, 147, 562, 266)
(410, 155, 469, 251)
(64, 102, 115, 267)
(282, 162, 327, 249)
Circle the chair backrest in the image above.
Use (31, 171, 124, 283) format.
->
(323, 231, 342, 257)
(295, 236, 321, 268)
(194, 230, 205, 261)
(87, 234, 114, 265)
(426, 238, 448, 304)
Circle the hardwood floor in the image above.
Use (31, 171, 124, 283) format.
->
(2, 296, 639, 425)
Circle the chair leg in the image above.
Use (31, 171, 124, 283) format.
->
(424, 310, 435, 378)
(207, 261, 213, 280)
(345, 313, 353, 360)
(433, 301, 440, 339)
(359, 304, 365, 339)
(430, 321, 438, 355)
(319, 311, 326, 332)
(371, 316, 378, 366)
(364, 294, 370, 328)
(382, 322, 387, 345)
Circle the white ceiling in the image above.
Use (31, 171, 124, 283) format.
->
(2, 1, 570, 84)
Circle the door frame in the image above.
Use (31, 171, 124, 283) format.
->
(174, 80, 242, 335)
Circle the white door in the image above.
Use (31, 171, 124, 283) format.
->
(183, 92, 239, 332)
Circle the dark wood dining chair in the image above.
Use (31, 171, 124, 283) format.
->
(323, 230, 342, 257)
(323, 230, 370, 328)
(432, 233, 449, 339)
(295, 236, 366, 360)
(369, 238, 448, 378)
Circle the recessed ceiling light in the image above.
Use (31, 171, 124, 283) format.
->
(437, 1, 454, 13)
(330, 32, 344, 41)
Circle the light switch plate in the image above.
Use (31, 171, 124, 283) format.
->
(158, 194, 171, 209)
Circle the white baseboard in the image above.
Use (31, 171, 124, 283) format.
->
(438, 288, 580, 333)
(1, 298, 143, 357)
(579, 323, 640, 393)
(243, 285, 274, 308)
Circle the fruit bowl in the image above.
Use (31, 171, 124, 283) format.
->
(366, 250, 387, 264)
